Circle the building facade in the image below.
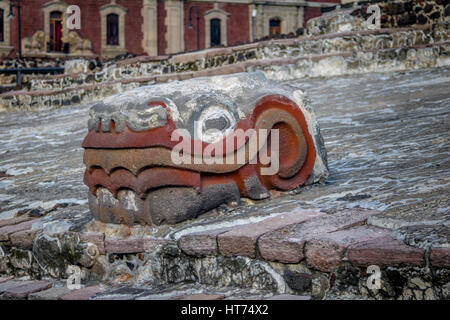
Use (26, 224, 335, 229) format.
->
(0, 0, 340, 59)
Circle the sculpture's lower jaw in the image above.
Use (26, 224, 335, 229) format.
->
(88, 183, 241, 226)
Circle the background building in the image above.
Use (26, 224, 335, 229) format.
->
(0, 0, 340, 59)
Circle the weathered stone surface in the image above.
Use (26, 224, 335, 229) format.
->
(172, 294, 225, 300)
(90, 287, 151, 300)
(305, 226, 390, 272)
(0, 276, 14, 284)
(60, 285, 104, 300)
(28, 286, 73, 300)
(0, 219, 40, 241)
(0, 217, 32, 228)
(105, 237, 168, 254)
(218, 210, 324, 258)
(266, 294, 310, 300)
(10, 229, 40, 249)
(0, 281, 33, 294)
(348, 236, 425, 267)
(80, 232, 105, 255)
(283, 270, 312, 292)
(429, 247, 450, 268)
(178, 228, 231, 257)
(83, 72, 328, 226)
(258, 209, 380, 263)
(0, 280, 52, 299)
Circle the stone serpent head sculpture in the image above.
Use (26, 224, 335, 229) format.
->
(82, 72, 328, 226)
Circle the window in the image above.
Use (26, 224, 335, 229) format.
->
(0, 9, 4, 42)
(50, 11, 63, 51)
(107, 13, 119, 46)
(269, 18, 281, 36)
(210, 18, 221, 47)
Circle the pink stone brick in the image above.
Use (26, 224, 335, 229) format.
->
(143, 238, 170, 253)
(348, 236, 425, 267)
(1, 280, 52, 299)
(258, 209, 380, 263)
(0, 219, 40, 241)
(305, 226, 390, 272)
(105, 237, 143, 254)
(80, 232, 105, 255)
(0, 216, 32, 228)
(10, 229, 40, 249)
(0, 276, 14, 284)
(178, 228, 231, 257)
(59, 285, 103, 300)
(429, 247, 449, 268)
(218, 210, 325, 258)
(172, 294, 225, 300)
(105, 237, 168, 254)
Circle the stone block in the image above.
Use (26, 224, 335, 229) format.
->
(178, 228, 231, 257)
(218, 210, 324, 258)
(59, 285, 103, 300)
(348, 236, 425, 267)
(258, 209, 380, 263)
(1, 280, 52, 299)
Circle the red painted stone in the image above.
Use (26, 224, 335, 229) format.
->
(348, 236, 425, 267)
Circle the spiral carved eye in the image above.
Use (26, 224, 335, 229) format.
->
(196, 106, 236, 143)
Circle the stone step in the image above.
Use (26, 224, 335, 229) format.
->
(0, 280, 52, 300)
(1, 40, 448, 111)
(257, 209, 380, 263)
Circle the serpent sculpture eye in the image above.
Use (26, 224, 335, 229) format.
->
(196, 106, 236, 143)
(82, 72, 328, 226)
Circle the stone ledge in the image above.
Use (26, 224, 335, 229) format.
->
(348, 236, 425, 267)
(0, 280, 52, 300)
(258, 209, 380, 264)
(429, 247, 450, 268)
(217, 210, 324, 258)
(304, 226, 391, 272)
(0, 218, 41, 242)
(59, 285, 104, 300)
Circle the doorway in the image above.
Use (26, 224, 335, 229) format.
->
(49, 11, 63, 51)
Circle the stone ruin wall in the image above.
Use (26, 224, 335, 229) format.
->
(309, 0, 450, 36)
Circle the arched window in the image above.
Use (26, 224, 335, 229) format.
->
(210, 18, 221, 47)
(269, 18, 281, 36)
(50, 11, 63, 51)
(107, 13, 119, 46)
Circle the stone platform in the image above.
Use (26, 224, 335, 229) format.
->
(0, 67, 448, 299)
(0, 205, 448, 300)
